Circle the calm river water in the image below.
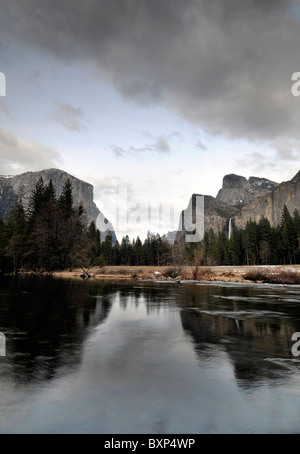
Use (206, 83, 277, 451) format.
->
(0, 276, 300, 433)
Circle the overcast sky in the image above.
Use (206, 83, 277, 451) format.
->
(1, 0, 300, 240)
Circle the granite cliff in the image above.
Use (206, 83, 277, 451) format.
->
(176, 171, 299, 242)
(0, 169, 116, 241)
(216, 174, 278, 206)
(235, 170, 300, 229)
(176, 194, 238, 242)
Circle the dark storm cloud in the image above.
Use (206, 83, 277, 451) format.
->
(1, 0, 300, 140)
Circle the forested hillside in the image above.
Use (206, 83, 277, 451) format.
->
(1, 179, 300, 274)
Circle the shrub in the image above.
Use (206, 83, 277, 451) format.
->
(244, 269, 300, 284)
(192, 266, 199, 280)
(162, 266, 182, 279)
(244, 271, 267, 282)
(193, 267, 216, 281)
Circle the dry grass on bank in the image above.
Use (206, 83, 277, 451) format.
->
(50, 264, 300, 284)
(244, 269, 300, 285)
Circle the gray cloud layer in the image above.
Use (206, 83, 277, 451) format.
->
(49, 101, 85, 132)
(109, 131, 179, 157)
(1, 1, 300, 141)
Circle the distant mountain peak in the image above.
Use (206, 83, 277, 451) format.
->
(216, 173, 279, 206)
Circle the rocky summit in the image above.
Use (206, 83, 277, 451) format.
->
(177, 171, 299, 242)
(0, 169, 116, 241)
(216, 174, 279, 206)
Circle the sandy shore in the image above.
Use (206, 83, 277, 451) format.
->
(49, 264, 300, 284)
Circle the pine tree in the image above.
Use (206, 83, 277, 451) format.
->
(293, 209, 300, 262)
(5, 201, 28, 273)
(104, 231, 113, 265)
(120, 235, 131, 265)
(0, 218, 5, 272)
(44, 179, 56, 204)
(28, 177, 46, 222)
(112, 240, 120, 265)
(258, 217, 272, 264)
(243, 220, 258, 265)
(134, 236, 143, 265)
(280, 205, 296, 264)
(59, 178, 73, 215)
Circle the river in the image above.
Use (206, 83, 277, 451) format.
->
(0, 275, 300, 433)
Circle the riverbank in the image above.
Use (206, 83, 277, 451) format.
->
(49, 264, 300, 284)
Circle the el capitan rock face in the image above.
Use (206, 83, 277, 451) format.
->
(0, 169, 116, 241)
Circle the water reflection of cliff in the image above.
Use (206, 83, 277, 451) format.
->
(0, 276, 113, 383)
(0, 278, 176, 385)
(181, 306, 298, 387)
(2, 276, 299, 390)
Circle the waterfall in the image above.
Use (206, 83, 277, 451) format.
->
(228, 217, 233, 239)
